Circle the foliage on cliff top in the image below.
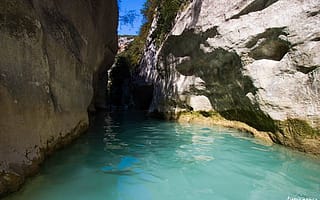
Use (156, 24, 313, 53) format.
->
(151, 0, 188, 44)
(117, 0, 188, 70)
(115, 0, 155, 69)
(140, 0, 189, 42)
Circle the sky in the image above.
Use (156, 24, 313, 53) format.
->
(118, 0, 146, 35)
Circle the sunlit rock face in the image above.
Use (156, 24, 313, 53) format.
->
(118, 36, 135, 54)
(0, 0, 118, 195)
(136, 0, 320, 153)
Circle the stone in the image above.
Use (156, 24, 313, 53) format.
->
(187, 95, 213, 111)
(136, 0, 320, 154)
(0, 0, 118, 196)
(118, 36, 135, 54)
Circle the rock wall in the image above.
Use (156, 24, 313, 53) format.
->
(136, 0, 320, 153)
(118, 36, 135, 54)
(0, 0, 117, 195)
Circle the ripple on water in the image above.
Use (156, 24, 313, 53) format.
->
(5, 112, 320, 200)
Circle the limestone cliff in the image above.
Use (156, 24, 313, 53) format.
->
(0, 0, 117, 195)
(136, 0, 320, 154)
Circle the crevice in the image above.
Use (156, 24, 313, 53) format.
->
(307, 10, 320, 17)
(311, 37, 320, 42)
(91, 47, 116, 110)
(296, 66, 318, 74)
(48, 85, 60, 112)
(245, 27, 288, 48)
(230, 0, 279, 20)
(249, 38, 290, 61)
(190, 0, 203, 27)
(109, 56, 131, 108)
(38, 11, 59, 113)
(245, 27, 290, 61)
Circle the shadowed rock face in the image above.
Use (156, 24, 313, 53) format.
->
(230, 0, 279, 19)
(136, 0, 320, 154)
(0, 0, 118, 195)
(159, 29, 276, 132)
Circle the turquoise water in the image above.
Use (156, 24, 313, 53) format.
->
(5, 112, 320, 200)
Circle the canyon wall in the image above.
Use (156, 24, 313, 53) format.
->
(0, 0, 118, 195)
(136, 0, 320, 153)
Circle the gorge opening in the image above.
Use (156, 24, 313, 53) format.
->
(1, 0, 320, 199)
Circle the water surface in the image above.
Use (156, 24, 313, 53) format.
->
(5, 112, 320, 200)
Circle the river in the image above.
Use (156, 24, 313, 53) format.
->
(5, 111, 320, 200)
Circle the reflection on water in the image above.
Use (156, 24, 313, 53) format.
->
(5, 111, 320, 200)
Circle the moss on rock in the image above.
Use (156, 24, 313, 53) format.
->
(220, 109, 277, 133)
(177, 111, 274, 145)
(267, 119, 320, 155)
(278, 119, 320, 138)
(176, 111, 320, 155)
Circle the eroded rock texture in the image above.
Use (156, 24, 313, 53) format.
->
(0, 0, 117, 195)
(136, 0, 320, 153)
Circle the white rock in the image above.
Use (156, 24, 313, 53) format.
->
(188, 95, 213, 111)
(137, 0, 320, 131)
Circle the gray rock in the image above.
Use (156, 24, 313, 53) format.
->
(118, 36, 135, 54)
(0, 0, 117, 195)
(137, 0, 320, 153)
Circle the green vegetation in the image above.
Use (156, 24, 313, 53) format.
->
(118, 0, 188, 71)
(278, 119, 320, 138)
(116, 38, 144, 70)
(151, 0, 188, 44)
(115, 0, 155, 70)
(220, 109, 277, 132)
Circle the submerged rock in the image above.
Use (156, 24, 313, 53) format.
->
(136, 0, 320, 154)
(0, 0, 118, 196)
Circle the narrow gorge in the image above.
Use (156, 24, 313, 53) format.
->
(0, 0, 320, 199)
